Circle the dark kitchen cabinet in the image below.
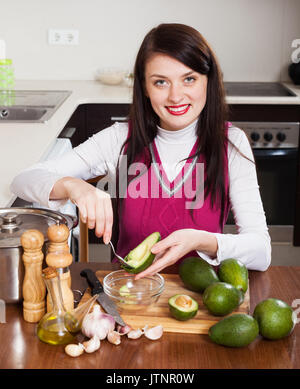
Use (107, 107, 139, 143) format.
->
(62, 104, 86, 147)
(86, 104, 130, 137)
(63, 103, 130, 143)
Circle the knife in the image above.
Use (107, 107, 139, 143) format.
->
(80, 268, 126, 327)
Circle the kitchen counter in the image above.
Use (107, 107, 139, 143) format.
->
(0, 263, 299, 369)
(1, 80, 300, 209)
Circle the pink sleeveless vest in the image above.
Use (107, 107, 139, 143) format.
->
(113, 124, 230, 267)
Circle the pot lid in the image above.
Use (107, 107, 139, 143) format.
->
(0, 207, 75, 248)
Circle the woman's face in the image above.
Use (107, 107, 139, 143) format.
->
(144, 53, 208, 131)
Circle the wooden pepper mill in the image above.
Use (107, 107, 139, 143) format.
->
(21, 229, 46, 323)
(47, 223, 72, 288)
(47, 223, 70, 254)
(45, 223, 74, 312)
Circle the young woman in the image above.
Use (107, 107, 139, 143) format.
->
(11, 23, 271, 278)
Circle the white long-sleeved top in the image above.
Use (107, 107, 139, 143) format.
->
(10, 120, 271, 271)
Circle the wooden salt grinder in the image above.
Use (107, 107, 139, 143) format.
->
(46, 224, 74, 312)
(21, 229, 46, 323)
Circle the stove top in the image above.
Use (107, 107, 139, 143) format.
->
(224, 82, 296, 97)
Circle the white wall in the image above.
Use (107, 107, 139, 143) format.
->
(1, 0, 300, 82)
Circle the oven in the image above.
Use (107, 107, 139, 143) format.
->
(226, 121, 299, 244)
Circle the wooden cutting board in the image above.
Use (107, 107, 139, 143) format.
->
(80, 270, 250, 334)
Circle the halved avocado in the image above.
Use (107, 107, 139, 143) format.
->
(121, 232, 161, 274)
(168, 294, 198, 321)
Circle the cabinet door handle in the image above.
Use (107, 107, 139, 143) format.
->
(111, 116, 128, 122)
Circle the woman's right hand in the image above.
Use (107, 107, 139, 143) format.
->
(52, 177, 113, 244)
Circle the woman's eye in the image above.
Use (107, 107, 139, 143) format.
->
(154, 79, 167, 87)
(184, 76, 196, 83)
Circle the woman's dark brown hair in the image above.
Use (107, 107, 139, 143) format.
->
(117, 23, 230, 229)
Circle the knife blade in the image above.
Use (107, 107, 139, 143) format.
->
(80, 268, 126, 326)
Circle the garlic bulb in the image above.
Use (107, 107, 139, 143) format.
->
(143, 325, 163, 340)
(127, 328, 143, 339)
(81, 304, 115, 340)
(107, 330, 121, 345)
(65, 343, 85, 357)
(83, 335, 101, 353)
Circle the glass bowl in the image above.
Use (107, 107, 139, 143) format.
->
(103, 270, 165, 313)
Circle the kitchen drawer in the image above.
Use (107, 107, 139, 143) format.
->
(86, 103, 130, 137)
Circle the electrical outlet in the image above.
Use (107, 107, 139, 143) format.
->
(48, 29, 79, 45)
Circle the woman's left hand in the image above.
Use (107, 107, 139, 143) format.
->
(134, 229, 217, 280)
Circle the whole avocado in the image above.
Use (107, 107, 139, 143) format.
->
(253, 298, 296, 340)
(179, 257, 219, 293)
(209, 314, 259, 347)
(218, 258, 248, 293)
(203, 282, 241, 316)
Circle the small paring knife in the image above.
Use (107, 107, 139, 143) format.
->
(80, 268, 126, 327)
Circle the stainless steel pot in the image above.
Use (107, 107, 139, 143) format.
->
(0, 207, 77, 304)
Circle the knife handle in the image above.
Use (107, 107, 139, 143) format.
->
(80, 269, 104, 295)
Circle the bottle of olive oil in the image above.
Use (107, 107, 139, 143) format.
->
(37, 267, 75, 345)
(37, 266, 99, 345)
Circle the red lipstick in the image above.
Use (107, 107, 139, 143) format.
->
(166, 104, 191, 116)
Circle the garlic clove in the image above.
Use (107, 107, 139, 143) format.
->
(143, 325, 163, 340)
(82, 335, 101, 353)
(117, 324, 132, 335)
(127, 328, 143, 339)
(65, 343, 85, 357)
(107, 330, 121, 345)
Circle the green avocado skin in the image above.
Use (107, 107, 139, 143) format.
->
(121, 252, 155, 274)
(218, 258, 248, 293)
(202, 282, 241, 316)
(121, 232, 161, 274)
(179, 257, 219, 292)
(253, 298, 295, 340)
(169, 304, 197, 321)
(209, 314, 259, 347)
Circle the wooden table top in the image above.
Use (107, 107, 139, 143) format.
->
(0, 263, 299, 369)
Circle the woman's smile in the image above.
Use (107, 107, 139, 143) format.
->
(145, 53, 208, 131)
(166, 104, 191, 115)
